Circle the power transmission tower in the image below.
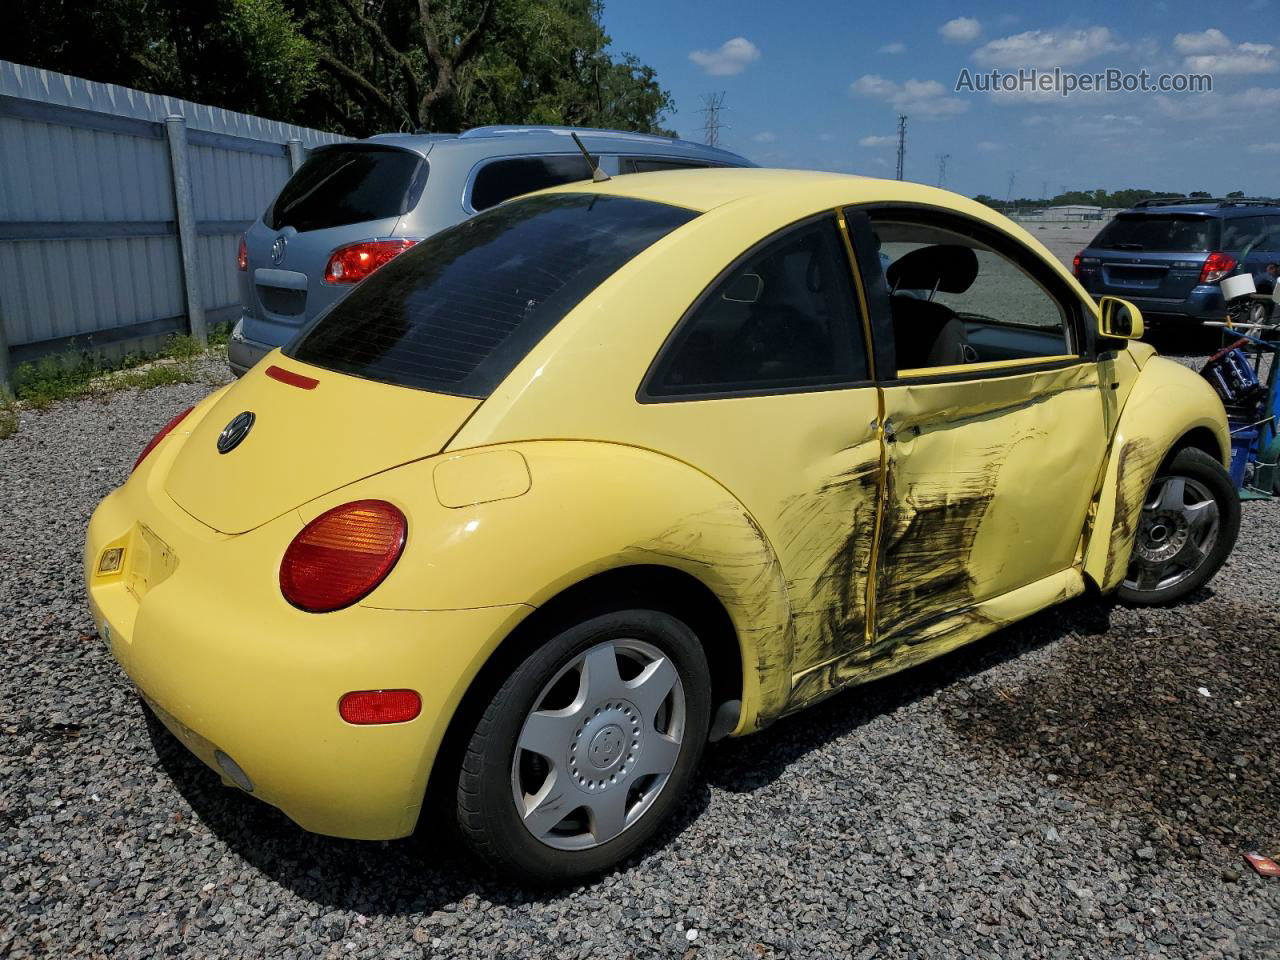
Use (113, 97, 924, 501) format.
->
(895, 114, 908, 181)
(701, 92, 727, 148)
(936, 153, 950, 188)
(1005, 170, 1016, 208)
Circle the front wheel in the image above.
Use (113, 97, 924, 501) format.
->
(455, 610, 711, 884)
(1116, 448, 1240, 605)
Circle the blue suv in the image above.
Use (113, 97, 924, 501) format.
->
(1073, 197, 1280, 324)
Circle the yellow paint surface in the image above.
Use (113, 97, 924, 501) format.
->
(84, 169, 1230, 839)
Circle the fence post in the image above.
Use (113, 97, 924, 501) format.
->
(164, 115, 207, 345)
(287, 138, 306, 173)
(0, 314, 11, 398)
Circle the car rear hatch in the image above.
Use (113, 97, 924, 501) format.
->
(182, 191, 698, 534)
(1078, 212, 1219, 300)
(165, 360, 478, 534)
(241, 144, 430, 347)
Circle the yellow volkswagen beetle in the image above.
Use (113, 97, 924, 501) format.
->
(85, 169, 1239, 883)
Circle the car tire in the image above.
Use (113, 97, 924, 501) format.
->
(1116, 448, 1240, 606)
(456, 609, 711, 884)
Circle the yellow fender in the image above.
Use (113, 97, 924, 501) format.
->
(300, 440, 798, 732)
(1083, 356, 1230, 593)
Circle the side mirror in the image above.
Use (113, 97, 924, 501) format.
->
(1098, 296, 1145, 340)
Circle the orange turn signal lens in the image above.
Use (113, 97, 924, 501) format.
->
(339, 690, 422, 725)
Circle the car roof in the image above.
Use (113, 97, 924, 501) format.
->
(539, 167, 880, 213)
(346, 125, 752, 166)
(1122, 198, 1280, 217)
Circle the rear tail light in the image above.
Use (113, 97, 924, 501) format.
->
(323, 238, 419, 285)
(237, 234, 248, 272)
(339, 690, 422, 725)
(1072, 251, 1082, 277)
(279, 500, 407, 612)
(132, 406, 194, 473)
(1201, 251, 1236, 284)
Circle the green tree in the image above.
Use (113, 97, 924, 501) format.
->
(3, 0, 316, 122)
(297, 0, 674, 136)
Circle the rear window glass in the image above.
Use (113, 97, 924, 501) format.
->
(1092, 215, 1219, 252)
(287, 194, 696, 397)
(470, 155, 598, 211)
(267, 147, 425, 233)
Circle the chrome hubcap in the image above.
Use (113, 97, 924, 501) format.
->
(1123, 475, 1220, 593)
(511, 639, 685, 850)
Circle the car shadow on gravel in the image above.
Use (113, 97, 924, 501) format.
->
(143, 706, 713, 914)
(702, 596, 1116, 793)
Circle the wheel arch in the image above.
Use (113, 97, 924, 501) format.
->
(1082, 357, 1231, 593)
(420, 562, 745, 828)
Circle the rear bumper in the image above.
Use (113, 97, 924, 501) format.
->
(227, 318, 271, 377)
(1087, 285, 1226, 322)
(84, 465, 530, 840)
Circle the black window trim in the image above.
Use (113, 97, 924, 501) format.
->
(637, 212, 877, 404)
(849, 201, 1097, 385)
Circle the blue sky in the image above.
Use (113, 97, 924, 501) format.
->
(603, 1, 1277, 198)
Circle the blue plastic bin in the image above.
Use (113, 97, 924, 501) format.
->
(1228, 422, 1258, 489)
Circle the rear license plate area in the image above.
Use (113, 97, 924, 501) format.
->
(126, 524, 179, 601)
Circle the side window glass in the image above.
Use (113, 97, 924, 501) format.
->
(874, 218, 1071, 370)
(470, 155, 598, 211)
(622, 158, 710, 174)
(1221, 216, 1266, 254)
(648, 217, 868, 397)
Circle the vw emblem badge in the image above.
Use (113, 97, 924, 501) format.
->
(270, 235, 287, 265)
(217, 411, 255, 454)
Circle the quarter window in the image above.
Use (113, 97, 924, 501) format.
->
(470, 155, 599, 211)
(647, 217, 869, 397)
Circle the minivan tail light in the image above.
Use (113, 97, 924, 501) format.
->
(279, 500, 407, 612)
(1072, 251, 1082, 277)
(1201, 252, 1236, 284)
(133, 406, 194, 473)
(323, 238, 419, 285)
(237, 234, 248, 272)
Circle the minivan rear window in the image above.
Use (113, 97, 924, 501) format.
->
(287, 193, 696, 397)
(266, 146, 425, 233)
(1092, 214, 1220, 252)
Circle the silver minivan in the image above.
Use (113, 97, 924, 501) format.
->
(230, 126, 753, 375)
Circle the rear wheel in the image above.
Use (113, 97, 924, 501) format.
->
(456, 610, 711, 884)
(1116, 448, 1240, 605)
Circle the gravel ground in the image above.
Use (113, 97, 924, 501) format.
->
(2, 350, 1278, 959)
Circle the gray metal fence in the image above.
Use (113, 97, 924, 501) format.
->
(0, 60, 349, 392)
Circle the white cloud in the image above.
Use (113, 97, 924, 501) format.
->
(974, 26, 1123, 68)
(818, 132, 834, 142)
(851, 75, 970, 115)
(1248, 141, 1280, 153)
(859, 134, 897, 147)
(879, 42, 906, 54)
(1173, 28, 1231, 54)
(940, 17, 982, 44)
(689, 37, 761, 76)
(753, 131, 777, 143)
(976, 140, 1001, 151)
(1177, 31, 1278, 74)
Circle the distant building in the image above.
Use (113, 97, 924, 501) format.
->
(1019, 204, 1104, 221)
